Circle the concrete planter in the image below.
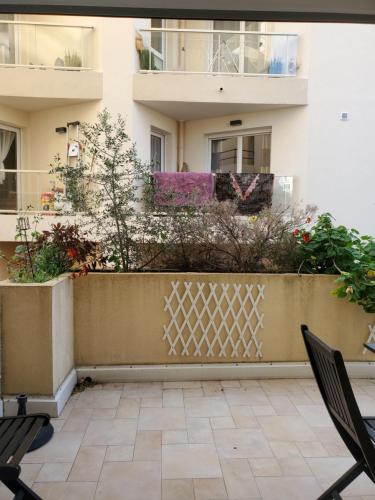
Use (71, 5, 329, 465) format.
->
(74, 273, 375, 366)
(0, 275, 75, 416)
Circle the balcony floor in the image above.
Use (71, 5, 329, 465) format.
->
(5, 378, 375, 499)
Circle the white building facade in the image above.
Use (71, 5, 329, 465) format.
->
(0, 14, 374, 269)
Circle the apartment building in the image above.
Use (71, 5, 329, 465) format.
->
(0, 14, 374, 274)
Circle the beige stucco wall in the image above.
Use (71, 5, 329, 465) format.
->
(0, 275, 74, 395)
(74, 273, 375, 366)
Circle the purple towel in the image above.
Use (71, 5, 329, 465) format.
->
(153, 172, 214, 207)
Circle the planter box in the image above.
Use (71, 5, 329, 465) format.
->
(0, 275, 75, 416)
(74, 273, 375, 366)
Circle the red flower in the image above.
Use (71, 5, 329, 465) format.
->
(293, 229, 299, 236)
(67, 248, 78, 259)
(302, 232, 311, 243)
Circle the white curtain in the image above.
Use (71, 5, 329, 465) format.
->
(0, 129, 15, 184)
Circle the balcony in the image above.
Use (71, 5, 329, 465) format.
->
(0, 20, 102, 111)
(134, 28, 307, 120)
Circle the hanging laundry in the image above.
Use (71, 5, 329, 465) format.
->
(153, 172, 214, 207)
(215, 173, 274, 215)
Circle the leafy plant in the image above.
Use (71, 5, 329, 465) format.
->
(52, 110, 162, 272)
(295, 213, 375, 312)
(64, 50, 82, 67)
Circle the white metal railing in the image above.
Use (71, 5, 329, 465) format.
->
(0, 20, 94, 70)
(138, 28, 298, 77)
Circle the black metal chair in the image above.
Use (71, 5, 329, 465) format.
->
(301, 325, 375, 500)
(0, 413, 50, 499)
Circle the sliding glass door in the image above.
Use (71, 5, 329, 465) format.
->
(210, 131, 271, 174)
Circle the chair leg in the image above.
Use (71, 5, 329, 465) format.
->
(2, 478, 43, 500)
(317, 460, 364, 500)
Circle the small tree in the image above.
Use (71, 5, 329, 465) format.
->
(52, 110, 159, 272)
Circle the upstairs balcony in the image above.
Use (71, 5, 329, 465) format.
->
(134, 28, 308, 120)
(0, 20, 102, 111)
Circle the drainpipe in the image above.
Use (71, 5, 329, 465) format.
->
(178, 121, 185, 172)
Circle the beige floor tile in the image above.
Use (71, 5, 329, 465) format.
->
(313, 427, 351, 456)
(116, 398, 140, 418)
(239, 380, 261, 388)
(257, 416, 317, 442)
(102, 383, 124, 391)
(202, 381, 224, 397)
(104, 445, 134, 462)
(36, 463, 72, 482)
(255, 476, 322, 500)
(162, 430, 188, 444)
(187, 417, 213, 444)
(224, 388, 252, 406)
(51, 419, 66, 432)
(194, 478, 228, 499)
(214, 428, 272, 459)
(307, 458, 375, 496)
(134, 431, 162, 461)
(221, 458, 260, 499)
(162, 444, 222, 479)
(277, 457, 313, 476)
(185, 397, 230, 418)
(296, 405, 333, 427)
(62, 409, 93, 433)
(17, 463, 43, 483)
(221, 380, 241, 388)
(269, 396, 299, 416)
(230, 406, 253, 417)
(22, 432, 83, 464)
(210, 416, 236, 430)
(162, 479, 194, 500)
(139, 407, 186, 430)
(296, 441, 329, 458)
(163, 381, 184, 389)
(249, 458, 282, 477)
(142, 398, 163, 408)
(68, 446, 106, 482)
(75, 390, 121, 409)
(233, 415, 259, 429)
(123, 383, 162, 399)
(251, 406, 276, 417)
(269, 441, 301, 458)
(244, 388, 270, 405)
(83, 419, 137, 446)
(163, 389, 184, 408)
(182, 381, 202, 389)
(96, 461, 161, 500)
(183, 388, 204, 398)
(33, 481, 97, 500)
(91, 409, 116, 419)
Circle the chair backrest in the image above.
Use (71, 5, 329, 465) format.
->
(301, 325, 375, 472)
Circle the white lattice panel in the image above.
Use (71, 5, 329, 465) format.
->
(363, 324, 375, 354)
(163, 281, 265, 359)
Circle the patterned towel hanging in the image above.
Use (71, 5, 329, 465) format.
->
(215, 173, 274, 215)
(153, 172, 214, 207)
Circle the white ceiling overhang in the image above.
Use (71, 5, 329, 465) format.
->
(1, 0, 375, 23)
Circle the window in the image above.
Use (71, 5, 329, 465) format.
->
(151, 132, 165, 172)
(210, 131, 271, 174)
(0, 125, 19, 211)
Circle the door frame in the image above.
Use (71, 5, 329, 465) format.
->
(0, 123, 21, 211)
(150, 130, 165, 172)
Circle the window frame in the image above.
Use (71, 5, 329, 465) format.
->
(207, 127, 271, 174)
(0, 123, 21, 211)
(150, 130, 166, 173)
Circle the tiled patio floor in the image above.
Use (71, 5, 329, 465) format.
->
(2, 378, 375, 500)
